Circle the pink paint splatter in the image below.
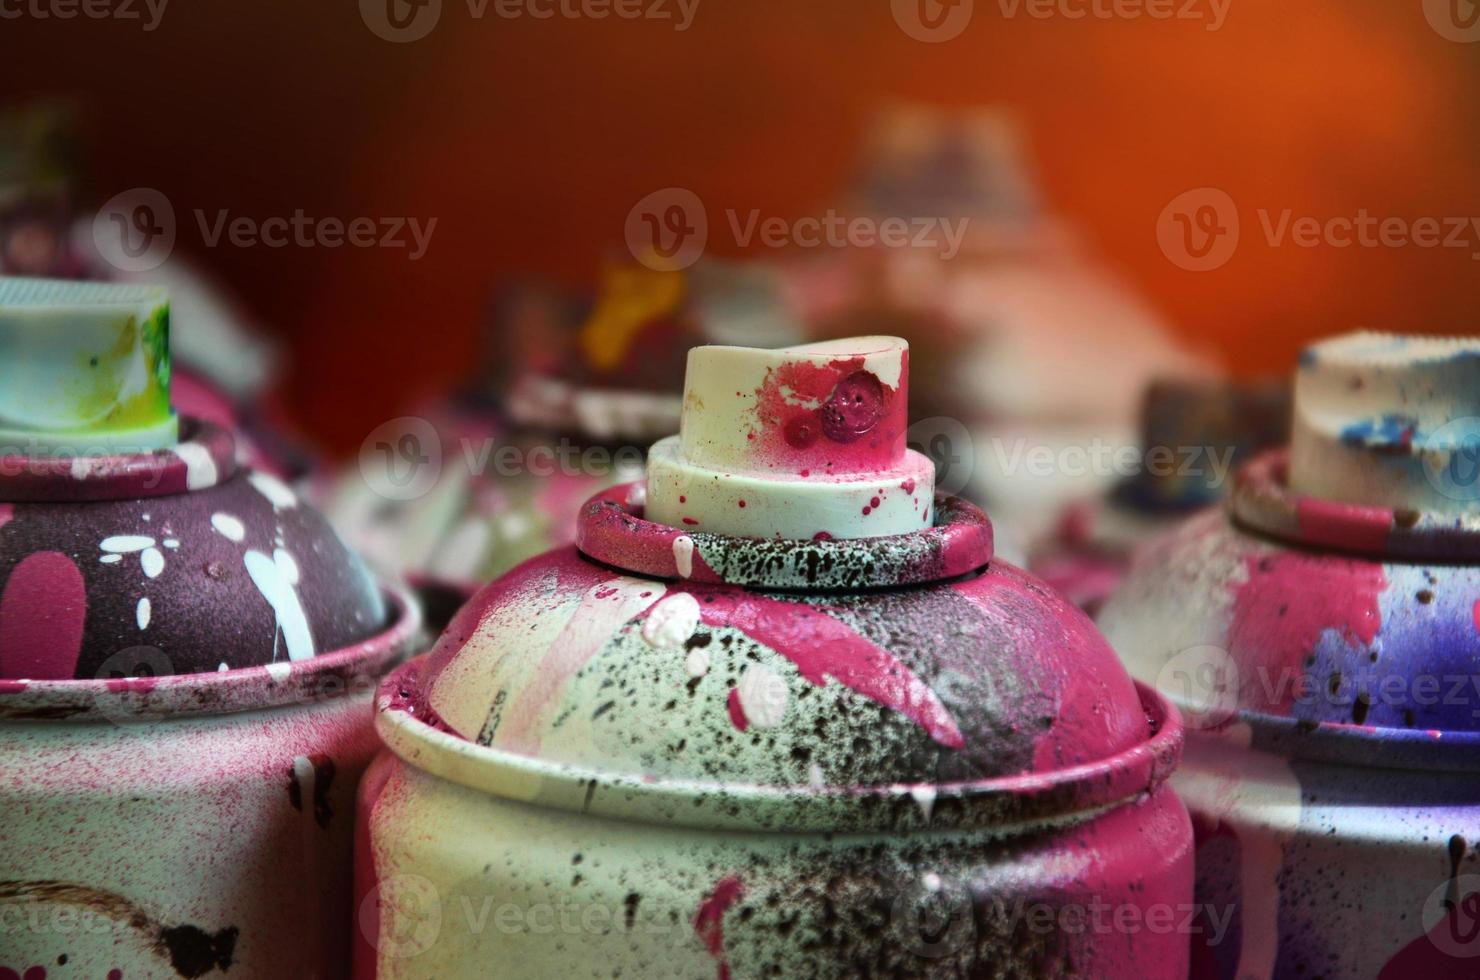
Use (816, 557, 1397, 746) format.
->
(0, 551, 87, 680)
(694, 876, 745, 980)
(750, 352, 908, 476)
(0, 504, 13, 533)
(643, 589, 964, 748)
(1378, 895, 1480, 977)
(726, 687, 748, 731)
(1295, 497, 1390, 555)
(1227, 552, 1385, 713)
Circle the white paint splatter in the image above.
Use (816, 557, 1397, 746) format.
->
(249, 471, 298, 509)
(174, 442, 218, 490)
(642, 592, 701, 650)
(685, 648, 711, 678)
(244, 549, 315, 662)
(274, 548, 300, 586)
(136, 597, 151, 629)
(922, 872, 943, 893)
(736, 663, 788, 728)
(672, 535, 695, 578)
(217, 662, 230, 672)
(910, 786, 937, 823)
(265, 661, 292, 682)
(163, 538, 180, 549)
(99, 554, 123, 564)
(141, 547, 164, 579)
(101, 535, 154, 553)
(211, 513, 246, 542)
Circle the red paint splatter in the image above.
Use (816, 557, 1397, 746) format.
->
(679, 495, 686, 503)
(900, 479, 916, 494)
(694, 876, 745, 980)
(869, 496, 881, 508)
(725, 687, 748, 731)
(1295, 497, 1391, 554)
(751, 352, 907, 475)
(861, 506, 871, 516)
(737, 500, 746, 509)
(1378, 895, 1480, 977)
(0, 551, 87, 680)
(0, 968, 48, 980)
(644, 590, 964, 748)
(799, 469, 810, 477)
(682, 517, 700, 526)
(1227, 552, 1385, 712)
(812, 531, 832, 541)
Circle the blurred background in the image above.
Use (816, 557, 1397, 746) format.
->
(2, 0, 1477, 452)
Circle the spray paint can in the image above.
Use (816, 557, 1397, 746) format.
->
(329, 259, 802, 632)
(1100, 332, 1480, 977)
(1031, 378, 1289, 614)
(0, 278, 419, 978)
(357, 335, 1193, 978)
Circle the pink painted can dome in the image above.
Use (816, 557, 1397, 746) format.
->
(378, 337, 1175, 828)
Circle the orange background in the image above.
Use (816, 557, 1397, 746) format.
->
(3, 0, 1478, 451)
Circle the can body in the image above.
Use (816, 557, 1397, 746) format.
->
(1176, 735, 1480, 979)
(1, 695, 371, 977)
(355, 737, 1194, 979)
(0, 591, 417, 980)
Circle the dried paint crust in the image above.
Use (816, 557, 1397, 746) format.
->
(577, 482, 992, 589)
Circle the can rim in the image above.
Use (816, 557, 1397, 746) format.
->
(575, 482, 994, 590)
(1231, 448, 1480, 561)
(373, 662, 1184, 834)
(0, 584, 420, 723)
(0, 416, 239, 503)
